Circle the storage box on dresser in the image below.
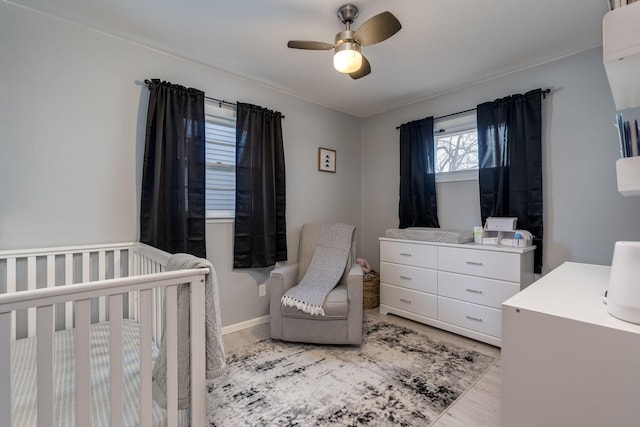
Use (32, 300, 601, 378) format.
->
(379, 238, 535, 347)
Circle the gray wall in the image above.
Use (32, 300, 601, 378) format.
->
(361, 47, 640, 274)
(0, 3, 362, 327)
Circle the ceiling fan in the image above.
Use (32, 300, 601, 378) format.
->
(287, 3, 401, 80)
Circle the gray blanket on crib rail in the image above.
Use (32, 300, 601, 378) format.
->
(152, 253, 226, 410)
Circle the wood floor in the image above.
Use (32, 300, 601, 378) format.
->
(222, 308, 502, 426)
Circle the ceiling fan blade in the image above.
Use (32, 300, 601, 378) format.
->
(349, 56, 371, 80)
(287, 40, 334, 50)
(354, 11, 402, 46)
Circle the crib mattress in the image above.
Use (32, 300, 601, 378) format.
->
(385, 227, 473, 244)
(11, 320, 189, 427)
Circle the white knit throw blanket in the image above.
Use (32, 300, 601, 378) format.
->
(152, 253, 226, 410)
(281, 223, 355, 316)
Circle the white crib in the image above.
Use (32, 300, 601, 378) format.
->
(0, 242, 209, 426)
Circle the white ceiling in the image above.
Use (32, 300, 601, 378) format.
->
(10, 0, 609, 117)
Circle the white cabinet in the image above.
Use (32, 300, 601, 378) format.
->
(502, 262, 640, 427)
(379, 238, 534, 347)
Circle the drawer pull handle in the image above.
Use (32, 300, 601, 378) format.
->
(465, 315, 483, 322)
(399, 252, 412, 257)
(465, 288, 483, 294)
(465, 261, 483, 266)
(399, 298, 412, 304)
(399, 275, 412, 280)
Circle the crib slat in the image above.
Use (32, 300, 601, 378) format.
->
(165, 285, 178, 427)
(75, 299, 91, 427)
(139, 289, 153, 427)
(156, 288, 162, 344)
(109, 294, 123, 427)
(133, 252, 139, 276)
(27, 256, 37, 337)
(99, 251, 106, 279)
(190, 278, 207, 426)
(46, 255, 55, 289)
(7, 258, 16, 341)
(65, 253, 74, 329)
(99, 251, 106, 323)
(46, 256, 55, 335)
(157, 287, 162, 344)
(0, 312, 12, 426)
(130, 251, 138, 322)
(114, 250, 121, 279)
(37, 304, 54, 427)
(82, 252, 90, 283)
(82, 253, 91, 324)
(154, 288, 162, 344)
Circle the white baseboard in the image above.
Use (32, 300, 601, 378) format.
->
(221, 315, 270, 335)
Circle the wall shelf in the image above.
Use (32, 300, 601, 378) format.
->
(604, 3, 640, 196)
(604, 1, 640, 110)
(617, 156, 640, 196)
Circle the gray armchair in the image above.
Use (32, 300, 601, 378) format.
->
(269, 223, 363, 345)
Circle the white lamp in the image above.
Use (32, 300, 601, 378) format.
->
(333, 41, 362, 73)
(607, 241, 640, 324)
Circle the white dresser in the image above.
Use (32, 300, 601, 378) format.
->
(502, 262, 640, 427)
(379, 237, 535, 347)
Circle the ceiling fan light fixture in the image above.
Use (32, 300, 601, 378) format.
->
(287, 4, 401, 80)
(333, 41, 362, 73)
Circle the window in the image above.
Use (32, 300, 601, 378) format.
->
(205, 102, 236, 218)
(434, 112, 478, 182)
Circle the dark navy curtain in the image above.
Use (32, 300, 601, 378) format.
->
(233, 102, 287, 268)
(140, 79, 206, 258)
(398, 116, 440, 229)
(477, 89, 543, 273)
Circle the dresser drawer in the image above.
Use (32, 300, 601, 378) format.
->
(438, 271, 520, 309)
(438, 246, 521, 282)
(380, 240, 437, 269)
(438, 296, 502, 338)
(380, 284, 437, 318)
(380, 262, 437, 293)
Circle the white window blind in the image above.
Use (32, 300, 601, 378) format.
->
(205, 102, 236, 218)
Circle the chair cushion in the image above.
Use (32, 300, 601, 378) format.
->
(281, 284, 348, 319)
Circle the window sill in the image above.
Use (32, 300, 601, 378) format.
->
(436, 169, 478, 183)
(206, 217, 234, 224)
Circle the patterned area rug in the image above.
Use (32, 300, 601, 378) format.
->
(207, 320, 496, 426)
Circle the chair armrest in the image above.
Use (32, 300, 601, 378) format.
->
(269, 263, 299, 340)
(346, 263, 363, 300)
(270, 263, 299, 298)
(346, 263, 363, 345)
(347, 263, 363, 280)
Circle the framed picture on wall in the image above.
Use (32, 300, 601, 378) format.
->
(318, 147, 336, 173)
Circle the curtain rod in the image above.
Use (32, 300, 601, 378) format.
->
(143, 79, 285, 118)
(395, 88, 551, 129)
